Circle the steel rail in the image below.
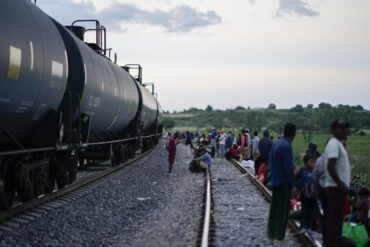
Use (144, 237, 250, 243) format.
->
(201, 169, 211, 247)
(0, 150, 151, 223)
(229, 158, 322, 247)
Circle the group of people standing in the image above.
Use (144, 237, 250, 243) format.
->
(267, 120, 369, 247)
(165, 120, 368, 246)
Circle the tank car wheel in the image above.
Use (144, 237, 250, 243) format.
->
(110, 150, 119, 167)
(150, 139, 154, 150)
(0, 158, 15, 209)
(68, 159, 77, 184)
(78, 157, 85, 169)
(18, 162, 35, 202)
(128, 145, 135, 159)
(121, 144, 128, 163)
(56, 169, 68, 189)
(44, 158, 56, 193)
(111, 144, 123, 167)
(118, 144, 125, 163)
(55, 153, 69, 189)
(34, 180, 45, 197)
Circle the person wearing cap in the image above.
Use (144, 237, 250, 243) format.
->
(324, 119, 351, 247)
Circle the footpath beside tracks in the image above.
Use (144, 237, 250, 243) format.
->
(0, 150, 151, 229)
(229, 158, 322, 247)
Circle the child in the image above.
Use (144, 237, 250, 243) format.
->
(350, 186, 369, 235)
(295, 154, 316, 233)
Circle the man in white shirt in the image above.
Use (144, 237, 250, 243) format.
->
(324, 120, 350, 247)
(218, 131, 227, 158)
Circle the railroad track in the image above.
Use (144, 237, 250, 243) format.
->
(0, 150, 151, 230)
(196, 169, 213, 247)
(229, 158, 322, 247)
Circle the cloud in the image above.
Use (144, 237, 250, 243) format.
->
(276, 0, 319, 17)
(100, 3, 222, 33)
(37, 0, 221, 33)
(248, 0, 256, 5)
(37, 0, 96, 25)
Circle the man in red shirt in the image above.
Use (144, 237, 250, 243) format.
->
(165, 132, 177, 174)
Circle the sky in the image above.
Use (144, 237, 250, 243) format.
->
(36, 0, 370, 111)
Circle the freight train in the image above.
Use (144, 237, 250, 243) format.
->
(0, 0, 163, 209)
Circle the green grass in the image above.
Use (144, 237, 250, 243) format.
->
(291, 133, 370, 186)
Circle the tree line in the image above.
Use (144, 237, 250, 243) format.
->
(163, 103, 370, 140)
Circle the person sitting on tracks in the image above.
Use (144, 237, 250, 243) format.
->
(193, 146, 212, 170)
(349, 186, 370, 235)
(225, 144, 239, 160)
(295, 153, 316, 234)
(257, 161, 267, 183)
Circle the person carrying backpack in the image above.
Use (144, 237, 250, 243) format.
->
(295, 154, 316, 234)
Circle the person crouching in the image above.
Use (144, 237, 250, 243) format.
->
(194, 146, 212, 170)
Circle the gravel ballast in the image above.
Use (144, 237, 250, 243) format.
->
(211, 158, 300, 246)
(0, 142, 203, 247)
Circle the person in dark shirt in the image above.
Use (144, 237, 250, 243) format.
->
(295, 154, 316, 234)
(267, 123, 296, 243)
(185, 131, 193, 157)
(258, 130, 273, 164)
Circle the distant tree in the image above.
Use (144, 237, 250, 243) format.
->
(290, 104, 304, 112)
(267, 103, 276, 110)
(163, 117, 175, 130)
(185, 107, 203, 113)
(318, 102, 332, 109)
(173, 110, 177, 114)
(205, 105, 213, 112)
(338, 104, 350, 109)
(352, 105, 364, 110)
(235, 106, 245, 110)
(307, 104, 314, 109)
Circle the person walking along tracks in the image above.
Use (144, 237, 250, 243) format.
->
(165, 132, 178, 174)
(267, 123, 296, 244)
